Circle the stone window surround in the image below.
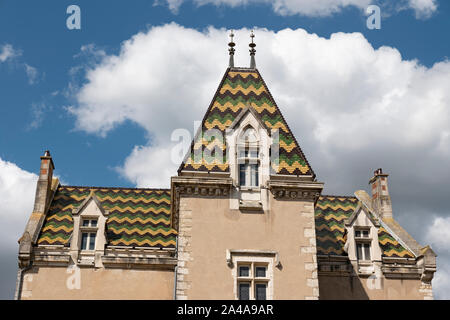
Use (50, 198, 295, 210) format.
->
(69, 194, 109, 268)
(226, 107, 272, 211)
(226, 249, 281, 300)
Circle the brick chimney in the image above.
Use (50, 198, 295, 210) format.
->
(369, 168, 393, 219)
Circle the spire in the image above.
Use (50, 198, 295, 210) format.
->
(228, 30, 235, 68)
(249, 30, 256, 69)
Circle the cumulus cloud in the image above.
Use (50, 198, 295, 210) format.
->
(68, 23, 450, 294)
(155, 0, 438, 18)
(68, 24, 450, 192)
(425, 216, 450, 299)
(0, 158, 37, 248)
(0, 158, 38, 299)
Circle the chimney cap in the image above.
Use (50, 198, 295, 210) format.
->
(44, 150, 51, 157)
(374, 168, 383, 175)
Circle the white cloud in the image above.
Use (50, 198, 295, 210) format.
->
(0, 158, 38, 249)
(0, 44, 20, 63)
(408, 0, 437, 18)
(68, 24, 450, 189)
(117, 144, 179, 188)
(425, 216, 450, 299)
(68, 25, 450, 296)
(155, 0, 438, 18)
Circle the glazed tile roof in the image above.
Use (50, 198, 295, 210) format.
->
(315, 196, 414, 258)
(180, 67, 314, 177)
(37, 186, 177, 249)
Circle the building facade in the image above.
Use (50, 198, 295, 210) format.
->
(15, 37, 436, 300)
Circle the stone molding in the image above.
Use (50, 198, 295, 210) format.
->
(267, 180, 323, 202)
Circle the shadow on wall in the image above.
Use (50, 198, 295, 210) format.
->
(318, 264, 370, 300)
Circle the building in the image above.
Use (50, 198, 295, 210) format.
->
(15, 32, 436, 300)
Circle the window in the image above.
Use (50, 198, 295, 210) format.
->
(237, 147, 259, 187)
(81, 232, 96, 251)
(355, 228, 371, 261)
(82, 219, 97, 227)
(237, 127, 260, 188)
(237, 263, 269, 300)
(80, 218, 98, 251)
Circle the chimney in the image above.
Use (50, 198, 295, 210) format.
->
(19, 150, 56, 268)
(33, 150, 55, 214)
(369, 168, 393, 219)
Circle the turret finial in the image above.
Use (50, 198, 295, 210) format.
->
(228, 30, 235, 68)
(249, 30, 256, 69)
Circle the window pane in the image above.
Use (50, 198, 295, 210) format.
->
(82, 220, 89, 227)
(255, 283, 267, 300)
(238, 282, 250, 300)
(239, 266, 249, 277)
(249, 149, 258, 158)
(364, 244, 371, 260)
(362, 230, 369, 237)
(89, 233, 96, 250)
(239, 164, 246, 186)
(355, 230, 361, 238)
(91, 220, 97, 227)
(255, 266, 266, 277)
(81, 233, 88, 250)
(250, 164, 258, 186)
(356, 243, 363, 260)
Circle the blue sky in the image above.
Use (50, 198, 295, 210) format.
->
(0, 0, 449, 299)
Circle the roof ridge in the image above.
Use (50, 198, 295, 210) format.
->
(319, 194, 357, 198)
(58, 185, 170, 191)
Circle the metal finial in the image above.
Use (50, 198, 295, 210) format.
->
(228, 30, 236, 68)
(229, 30, 235, 43)
(249, 30, 256, 69)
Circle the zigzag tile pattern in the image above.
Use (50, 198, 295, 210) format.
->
(378, 227, 414, 258)
(315, 196, 358, 255)
(182, 68, 313, 176)
(315, 196, 414, 258)
(37, 186, 176, 248)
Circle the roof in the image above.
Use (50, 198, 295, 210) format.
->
(37, 186, 177, 249)
(180, 67, 314, 177)
(315, 196, 414, 258)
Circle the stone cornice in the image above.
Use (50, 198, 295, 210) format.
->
(267, 180, 323, 202)
(171, 176, 233, 230)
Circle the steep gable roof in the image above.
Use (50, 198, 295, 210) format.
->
(37, 186, 177, 249)
(315, 195, 414, 258)
(179, 67, 315, 177)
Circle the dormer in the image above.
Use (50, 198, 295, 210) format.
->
(344, 200, 382, 275)
(69, 192, 109, 267)
(226, 106, 271, 211)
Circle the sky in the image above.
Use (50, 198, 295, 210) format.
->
(0, 0, 449, 299)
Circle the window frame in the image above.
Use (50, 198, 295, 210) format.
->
(354, 227, 372, 261)
(79, 217, 99, 252)
(236, 262, 270, 300)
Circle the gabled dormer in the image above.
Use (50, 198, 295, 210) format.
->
(70, 192, 109, 267)
(344, 194, 383, 275)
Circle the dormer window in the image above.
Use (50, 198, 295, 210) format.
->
(355, 228, 371, 261)
(237, 127, 260, 188)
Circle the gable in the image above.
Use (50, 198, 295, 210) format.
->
(315, 195, 414, 258)
(37, 186, 177, 249)
(179, 67, 314, 177)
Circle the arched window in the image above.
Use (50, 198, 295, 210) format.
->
(237, 126, 259, 187)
